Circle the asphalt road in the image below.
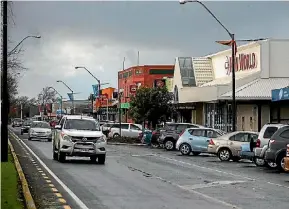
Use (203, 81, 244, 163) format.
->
(11, 127, 289, 209)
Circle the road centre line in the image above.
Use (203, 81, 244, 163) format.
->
(179, 180, 247, 190)
(10, 131, 90, 209)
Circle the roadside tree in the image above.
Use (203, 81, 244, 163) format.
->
(129, 86, 174, 128)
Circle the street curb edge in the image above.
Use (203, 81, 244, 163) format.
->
(8, 139, 37, 209)
(107, 142, 146, 146)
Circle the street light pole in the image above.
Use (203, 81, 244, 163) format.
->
(8, 35, 41, 56)
(56, 80, 74, 115)
(48, 87, 63, 117)
(1, 0, 8, 162)
(180, 0, 236, 131)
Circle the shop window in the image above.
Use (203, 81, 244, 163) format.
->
(135, 69, 143, 75)
(178, 57, 196, 87)
(128, 71, 133, 77)
(149, 69, 174, 75)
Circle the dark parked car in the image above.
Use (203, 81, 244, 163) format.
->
(21, 120, 33, 134)
(12, 118, 23, 127)
(264, 125, 289, 171)
(158, 123, 204, 150)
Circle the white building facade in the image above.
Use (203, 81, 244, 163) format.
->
(172, 39, 289, 131)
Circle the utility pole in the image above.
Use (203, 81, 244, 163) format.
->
(1, 0, 8, 162)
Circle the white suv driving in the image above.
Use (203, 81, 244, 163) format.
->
(52, 115, 107, 164)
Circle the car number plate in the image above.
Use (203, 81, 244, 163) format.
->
(77, 149, 90, 152)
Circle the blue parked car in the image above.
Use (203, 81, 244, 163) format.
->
(176, 128, 225, 156)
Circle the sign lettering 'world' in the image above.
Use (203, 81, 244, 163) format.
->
(225, 53, 257, 75)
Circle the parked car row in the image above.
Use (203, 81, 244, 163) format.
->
(141, 122, 289, 173)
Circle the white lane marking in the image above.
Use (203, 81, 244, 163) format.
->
(156, 155, 255, 181)
(11, 132, 90, 209)
(131, 153, 157, 157)
(267, 182, 289, 190)
(153, 176, 242, 209)
(179, 180, 247, 190)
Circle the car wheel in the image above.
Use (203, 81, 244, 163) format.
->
(113, 133, 120, 139)
(57, 144, 66, 163)
(276, 153, 286, 172)
(218, 148, 232, 161)
(265, 161, 277, 169)
(192, 152, 201, 156)
(98, 154, 106, 164)
(180, 143, 191, 155)
(253, 157, 266, 166)
(164, 139, 175, 151)
(90, 156, 97, 162)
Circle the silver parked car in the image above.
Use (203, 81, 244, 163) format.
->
(28, 121, 52, 141)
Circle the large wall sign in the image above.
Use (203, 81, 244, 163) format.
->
(225, 53, 257, 75)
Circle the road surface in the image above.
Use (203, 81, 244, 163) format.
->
(10, 127, 289, 209)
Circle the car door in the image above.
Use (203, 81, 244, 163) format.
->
(130, 124, 142, 138)
(121, 124, 130, 137)
(203, 129, 220, 150)
(228, 133, 250, 155)
(188, 129, 207, 152)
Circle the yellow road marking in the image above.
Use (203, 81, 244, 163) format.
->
(39, 171, 43, 173)
(55, 193, 62, 197)
(37, 168, 41, 171)
(44, 176, 49, 179)
(48, 184, 55, 187)
(51, 188, 58, 192)
(46, 180, 52, 183)
(63, 205, 71, 209)
(41, 173, 46, 176)
(59, 198, 67, 203)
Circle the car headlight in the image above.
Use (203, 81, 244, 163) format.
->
(30, 129, 35, 133)
(63, 135, 72, 141)
(96, 135, 106, 143)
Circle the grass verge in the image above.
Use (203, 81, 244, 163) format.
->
(1, 148, 24, 209)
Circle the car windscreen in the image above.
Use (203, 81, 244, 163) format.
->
(14, 119, 22, 122)
(24, 121, 32, 126)
(64, 119, 99, 131)
(263, 127, 278, 138)
(31, 122, 50, 128)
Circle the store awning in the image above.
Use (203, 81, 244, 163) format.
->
(220, 78, 289, 100)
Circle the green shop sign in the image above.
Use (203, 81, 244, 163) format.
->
(120, 103, 130, 109)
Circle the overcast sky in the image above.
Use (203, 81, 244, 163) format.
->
(10, 1, 289, 100)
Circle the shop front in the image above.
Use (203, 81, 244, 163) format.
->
(172, 39, 289, 131)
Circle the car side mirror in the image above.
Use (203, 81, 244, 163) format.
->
(54, 125, 62, 130)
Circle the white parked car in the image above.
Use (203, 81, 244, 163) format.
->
(108, 123, 142, 138)
(52, 115, 107, 164)
(28, 121, 52, 141)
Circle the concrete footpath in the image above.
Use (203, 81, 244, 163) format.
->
(9, 130, 74, 209)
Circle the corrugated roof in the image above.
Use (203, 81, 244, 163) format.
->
(221, 78, 289, 99)
(201, 70, 259, 87)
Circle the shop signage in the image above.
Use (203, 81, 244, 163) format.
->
(225, 53, 257, 75)
(154, 79, 165, 88)
(272, 87, 289, 101)
(130, 85, 137, 94)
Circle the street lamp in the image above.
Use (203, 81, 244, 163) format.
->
(56, 80, 74, 114)
(48, 87, 63, 116)
(8, 35, 41, 56)
(180, 0, 237, 131)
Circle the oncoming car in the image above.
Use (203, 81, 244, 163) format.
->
(52, 115, 107, 164)
(28, 121, 52, 141)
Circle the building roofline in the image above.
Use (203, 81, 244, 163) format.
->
(118, 65, 174, 73)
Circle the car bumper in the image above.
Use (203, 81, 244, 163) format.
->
(284, 157, 289, 172)
(60, 141, 106, 156)
(254, 147, 262, 158)
(264, 150, 276, 162)
(30, 133, 52, 139)
(207, 145, 218, 154)
(240, 151, 254, 159)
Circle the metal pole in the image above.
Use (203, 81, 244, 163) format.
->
(1, 0, 8, 162)
(231, 34, 236, 132)
(60, 96, 63, 117)
(71, 91, 74, 115)
(106, 99, 109, 121)
(91, 94, 94, 116)
(20, 104, 23, 120)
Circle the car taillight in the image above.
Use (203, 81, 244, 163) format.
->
(256, 139, 261, 147)
(179, 130, 185, 136)
(209, 139, 215, 145)
(152, 131, 157, 135)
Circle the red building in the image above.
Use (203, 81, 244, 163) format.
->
(118, 65, 174, 104)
